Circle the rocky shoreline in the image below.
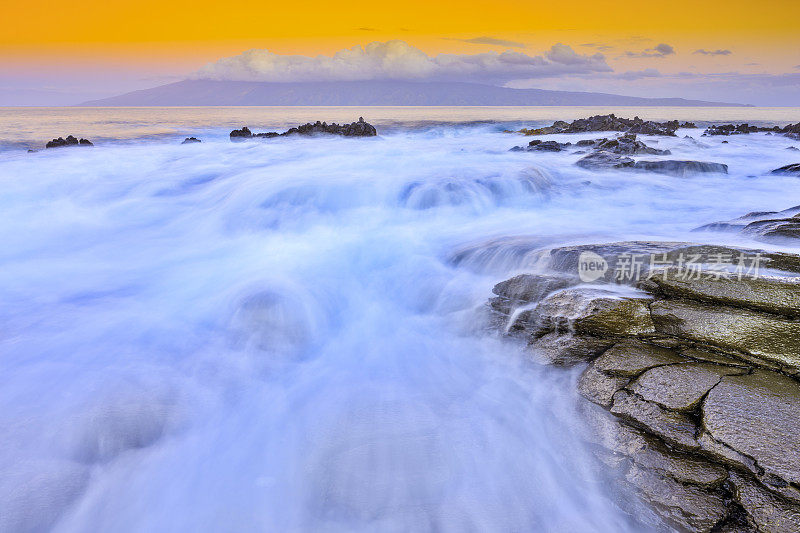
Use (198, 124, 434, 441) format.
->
(488, 234, 800, 532)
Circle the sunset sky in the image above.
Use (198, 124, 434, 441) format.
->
(3, 0, 799, 105)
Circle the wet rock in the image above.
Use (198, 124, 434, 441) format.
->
(680, 347, 750, 368)
(702, 371, 800, 489)
(610, 390, 699, 449)
(181, 137, 201, 144)
(576, 153, 728, 176)
(729, 471, 800, 533)
(630, 160, 728, 177)
(516, 114, 689, 137)
(647, 268, 800, 318)
(592, 340, 686, 377)
(230, 118, 377, 141)
(625, 464, 728, 532)
(651, 299, 800, 372)
(593, 133, 671, 155)
(578, 364, 630, 406)
(526, 139, 570, 152)
(610, 390, 700, 450)
(547, 241, 686, 282)
(694, 205, 800, 241)
(576, 151, 636, 170)
(629, 363, 746, 412)
(586, 408, 727, 489)
(490, 274, 572, 315)
(512, 287, 655, 338)
(529, 333, 613, 366)
(704, 123, 779, 136)
(771, 163, 800, 176)
(45, 135, 93, 148)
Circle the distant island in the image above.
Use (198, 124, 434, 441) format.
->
(79, 79, 749, 107)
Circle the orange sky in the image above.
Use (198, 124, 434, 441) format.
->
(2, 0, 798, 105)
(2, 0, 798, 69)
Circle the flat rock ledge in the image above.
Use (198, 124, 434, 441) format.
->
(489, 240, 800, 532)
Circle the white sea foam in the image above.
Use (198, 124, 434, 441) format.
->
(1, 115, 800, 531)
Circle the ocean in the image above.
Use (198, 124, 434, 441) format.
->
(1, 106, 799, 531)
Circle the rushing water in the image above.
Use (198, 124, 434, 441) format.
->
(1, 107, 800, 532)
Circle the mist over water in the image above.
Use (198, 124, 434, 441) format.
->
(2, 110, 800, 531)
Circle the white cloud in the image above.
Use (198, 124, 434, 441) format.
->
(193, 40, 610, 83)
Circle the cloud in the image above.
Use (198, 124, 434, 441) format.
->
(693, 49, 732, 56)
(614, 68, 662, 81)
(356, 27, 378, 32)
(624, 43, 675, 58)
(448, 36, 526, 48)
(580, 42, 613, 51)
(193, 40, 610, 83)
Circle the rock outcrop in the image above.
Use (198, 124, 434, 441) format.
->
(515, 114, 695, 137)
(576, 152, 728, 176)
(704, 122, 800, 138)
(230, 117, 377, 141)
(694, 204, 800, 241)
(513, 133, 672, 156)
(181, 137, 201, 144)
(771, 163, 800, 176)
(489, 240, 800, 532)
(45, 135, 93, 148)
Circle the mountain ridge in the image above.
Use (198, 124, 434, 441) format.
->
(79, 79, 749, 107)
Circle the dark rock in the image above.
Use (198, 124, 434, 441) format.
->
(517, 114, 689, 137)
(771, 163, 800, 176)
(530, 334, 613, 366)
(526, 139, 570, 152)
(787, 146, 799, 151)
(181, 137, 201, 144)
(230, 118, 377, 142)
(704, 123, 778, 136)
(630, 160, 728, 177)
(576, 151, 636, 170)
(45, 135, 93, 148)
(490, 274, 572, 315)
(729, 471, 800, 532)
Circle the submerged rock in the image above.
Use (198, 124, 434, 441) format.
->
(771, 163, 800, 176)
(181, 137, 201, 144)
(230, 118, 377, 141)
(45, 135, 93, 148)
(576, 152, 728, 176)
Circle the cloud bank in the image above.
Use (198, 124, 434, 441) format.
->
(624, 43, 675, 58)
(193, 40, 610, 83)
(694, 49, 733, 56)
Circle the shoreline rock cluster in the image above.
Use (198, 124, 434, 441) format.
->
(230, 117, 377, 141)
(704, 122, 800, 137)
(45, 135, 93, 149)
(488, 238, 800, 532)
(515, 114, 696, 137)
(511, 132, 729, 177)
(695, 204, 800, 241)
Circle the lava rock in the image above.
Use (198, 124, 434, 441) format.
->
(516, 114, 692, 137)
(45, 135, 93, 148)
(230, 117, 377, 141)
